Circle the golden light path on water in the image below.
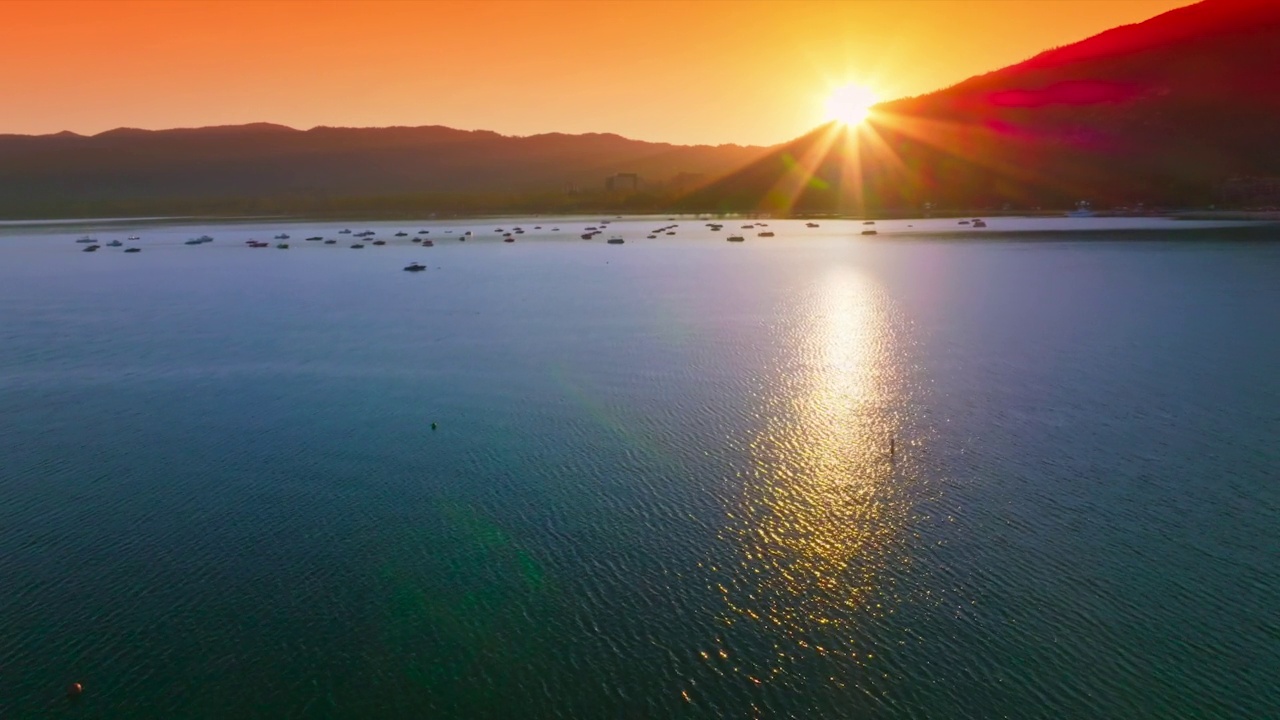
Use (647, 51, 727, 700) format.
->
(710, 264, 916, 678)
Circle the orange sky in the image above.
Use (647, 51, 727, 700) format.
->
(2, 0, 1195, 146)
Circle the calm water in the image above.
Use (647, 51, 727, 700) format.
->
(2, 218, 1278, 718)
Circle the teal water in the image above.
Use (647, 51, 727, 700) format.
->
(2, 218, 1278, 718)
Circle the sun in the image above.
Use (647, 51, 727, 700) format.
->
(825, 83, 878, 126)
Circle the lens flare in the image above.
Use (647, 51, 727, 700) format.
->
(825, 83, 878, 126)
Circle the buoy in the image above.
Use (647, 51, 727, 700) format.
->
(67, 682, 83, 698)
(430, 422, 437, 431)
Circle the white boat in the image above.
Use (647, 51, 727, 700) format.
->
(1067, 201, 1094, 218)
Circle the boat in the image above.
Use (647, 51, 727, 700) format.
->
(106, 240, 123, 247)
(75, 237, 96, 244)
(350, 244, 365, 249)
(727, 236, 745, 242)
(861, 230, 878, 235)
(581, 233, 594, 240)
(1067, 201, 1094, 218)
(423, 240, 434, 247)
(464, 231, 472, 236)
(324, 239, 336, 244)
(249, 241, 269, 248)
(647, 235, 657, 239)
(403, 262, 426, 272)
(758, 231, 775, 237)
(551, 227, 560, 231)
(82, 244, 100, 252)
(372, 240, 386, 246)
(127, 235, 140, 241)
(197, 235, 213, 242)
(666, 232, 676, 235)
(395, 232, 408, 237)
(274, 234, 290, 240)
(340, 229, 353, 234)
(606, 237, 624, 244)
(184, 239, 204, 245)
(306, 236, 323, 241)
(958, 220, 970, 225)
(805, 222, 819, 228)
(417, 230, 430, 234)
(411, 237, 422, 243)
(972, 219, 987, 228)
(503, 237, 515, 243)
(124, 247, 141, 253)
(276, 243, 289, 249)
(862, 220, 875, 225)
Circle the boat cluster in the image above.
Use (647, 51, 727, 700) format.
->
(957, 218, 987, 228)
(76, 235, 143, 252)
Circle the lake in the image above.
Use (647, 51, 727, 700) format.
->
(2, 217, 1278, 718)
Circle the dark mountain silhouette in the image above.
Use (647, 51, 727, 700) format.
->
(681, 0, 1280, 214)
(0, 124, 768, 218)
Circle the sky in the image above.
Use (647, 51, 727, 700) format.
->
(2, 0, 1196, 146)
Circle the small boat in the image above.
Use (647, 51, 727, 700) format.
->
(581, 233, 595, 240)
(324, 239, 336, 244)
(758, 231, 775, 237)
(184, 239, 204, 245)
(340, 229, 353, 234)
(82, 244, 100, 252)
(274, 233, 290, 240)
(503, 237, 515, 243)
(647, 235, 657, 239)
(249, 241, 269, 248)
(805, 222, 819, 228)
(417, 230, 430, 235)
(276, 243, 289, 249)
(75, 237, 97, 244)
(423, 240, 434, 247)
(372, 240, 386, 246)
(106, 240, 123, 247)
(198, 235, 213, 242)
(124, 247, 141, 253)
(351, 244, 365, 249)
(666, 232, 675, 235)
(306, 236, 323, 241)
(551, 227, 560, 231)
(412, 237, 422, 243)
(727, 236, 745, 242)
(862, 220, 875, 225)
(861, 230, 878, 235)
(403, 262, 426, 272)
(395, 232, 408, 237)
(464, 231, 472, 236)
(534, 226, 542, 230)
(972, 219, 987, 228)
(958, 220, 970, 225)
(606, 237, 624, 244)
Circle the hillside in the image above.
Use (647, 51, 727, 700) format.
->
(0, 125, 768, 218)
(681, 0, 1280, 214)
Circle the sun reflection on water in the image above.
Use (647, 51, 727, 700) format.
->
(713, 266, 913, 658)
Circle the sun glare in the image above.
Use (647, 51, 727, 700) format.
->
(825, 83, 878, 126)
